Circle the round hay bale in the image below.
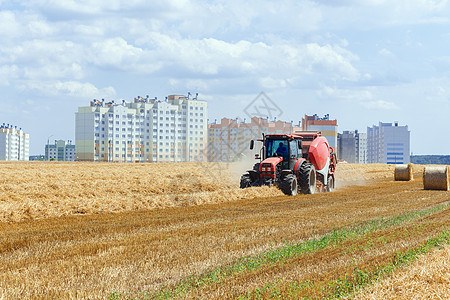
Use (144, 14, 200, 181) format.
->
(394, 163, 413, 181)
(423, 166, 449, 191)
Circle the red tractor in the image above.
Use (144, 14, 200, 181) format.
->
(240, 131, 337, 195)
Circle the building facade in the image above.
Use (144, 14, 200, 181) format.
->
(75, 94, 207, 163)
(367, 122, 410, 164)
(299, 114, 338, 149)
(0, 125, 29, 161)
(45, 140, 75, 161)
(207, 117, 295, 162)
(356, 132, 367, 164)
(337, 130, 367, 163)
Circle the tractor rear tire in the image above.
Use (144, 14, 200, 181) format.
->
(298, 163, 316, 194)
(326, 175, 334, 192)
(280, 174, 298, 196)
(240, 174, 252, 189)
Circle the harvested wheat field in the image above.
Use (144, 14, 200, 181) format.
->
(355, 244, 450, 299)
(0, 162, 448, 299)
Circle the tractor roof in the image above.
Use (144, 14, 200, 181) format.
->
(266, 131, 321, 140)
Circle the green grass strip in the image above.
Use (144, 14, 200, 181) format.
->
(238, 228, 450, 299)
(111, 202, 449, 299)
(328, 228, 450, 299)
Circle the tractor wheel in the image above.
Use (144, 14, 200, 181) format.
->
(253, 163, 261, 171)
(240, 174, 252, 189)
(326, 175, 334, 192)
(298, 163, 316, 194)
(280, 174, 298, 196)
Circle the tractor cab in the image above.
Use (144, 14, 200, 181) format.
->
(264, 136, 302, 170)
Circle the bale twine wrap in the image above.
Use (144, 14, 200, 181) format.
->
(394, 163, 413, 181)
(423, 166, 450, 191)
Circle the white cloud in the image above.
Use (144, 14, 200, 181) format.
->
(73, 24, 105, 37)
(88, 37, 144, 70)
(0, 11, 22, 39)
(2, 40, 83, 66)
(318, 86, 373, 101)
(27, 19, 56, 37)
(379, 48, 395, 58)
(317, 85, 399, 110)
(24, 63, 84, 80)
(22, 0, 191, 17)
(0, 65, 20, 86)
(259, 77, 288, 89)
(22, 80, 116, 99)
(172, 79, 210, 92)
(361, 99, 399, 110)
(138, 33, 360, 87)
(321, 0, 450, 30)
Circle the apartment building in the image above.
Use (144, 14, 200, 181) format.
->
(299, 114, 338, 148)
(75, 94, 207, 163)
(337, 130, 367, 163)
(45, 140, 75, 161)
(367, 122, 410, 164)
(207, 117, 295, 162)
(0, 124, 29, 161)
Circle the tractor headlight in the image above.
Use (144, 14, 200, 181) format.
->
(261, 167, 266, 171)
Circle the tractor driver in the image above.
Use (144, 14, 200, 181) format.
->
(276, 142, 288, 157)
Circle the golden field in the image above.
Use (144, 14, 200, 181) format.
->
(0, 161, 448, 299)
(0, 161, 283, 222)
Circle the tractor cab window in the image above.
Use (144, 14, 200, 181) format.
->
(266, 139, 289, 161)
(289, 140, 298, 158)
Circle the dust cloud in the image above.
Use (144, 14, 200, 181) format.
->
(228, 155, 261, 183)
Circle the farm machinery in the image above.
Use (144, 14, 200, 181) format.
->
(240, 132, 337, 196)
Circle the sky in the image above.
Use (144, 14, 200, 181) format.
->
(1, 0, 450, 155)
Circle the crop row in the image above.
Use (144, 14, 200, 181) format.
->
(110, 202, 449, 299)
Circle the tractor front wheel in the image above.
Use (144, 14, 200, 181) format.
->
(298, 163, 316, 194)
(240, 174, 252, 189)
(279, 174, 298, 196)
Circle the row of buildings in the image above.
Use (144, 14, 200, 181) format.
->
(0, 94, 410, 164)
(338, 122, 410, 164)
(207, 114, 338, 162)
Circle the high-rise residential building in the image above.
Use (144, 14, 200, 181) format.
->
(45, 140, 75, 161)
(367, 122, 410, 164)
(337, 130, 367, 163)
(207, 117, 295, 162)
(356, 132, 367, 164)
(299, 114, 338, 148)
(75, 94, 207, 163)
(0, 124, 29, 161)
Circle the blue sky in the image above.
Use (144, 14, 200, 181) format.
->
(1, 0, 449, 155)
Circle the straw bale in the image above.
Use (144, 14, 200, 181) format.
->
(394, 163, 413, 181)
(423, 166, 449, 191)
